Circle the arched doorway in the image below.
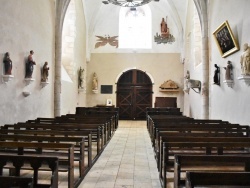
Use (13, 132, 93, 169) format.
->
(116, 69, 153, 120)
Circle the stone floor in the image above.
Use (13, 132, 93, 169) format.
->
(78, 120, 162, 188)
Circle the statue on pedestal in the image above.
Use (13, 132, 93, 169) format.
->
(3, 52, 12, 75)
(25, 50, 36, 78)
(240, 43, 250, 75)
(41, 62, 49, 82)
(224, 61, 233, 80)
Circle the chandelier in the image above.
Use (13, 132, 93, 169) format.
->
(102, 0, 159, 7)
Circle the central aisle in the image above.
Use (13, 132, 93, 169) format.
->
(79, 120, 161, 188)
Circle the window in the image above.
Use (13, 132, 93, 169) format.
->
(119, 5, 152, 49)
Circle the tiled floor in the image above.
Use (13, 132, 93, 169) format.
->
(79, 120, 161, 188)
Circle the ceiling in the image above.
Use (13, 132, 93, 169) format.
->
(81, 0, 189, 53)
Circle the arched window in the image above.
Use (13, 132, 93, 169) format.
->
(119, 5, 152, 49)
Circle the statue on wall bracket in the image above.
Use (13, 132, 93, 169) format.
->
(25, 50, 36, 78)
(213, 64, 220, 85)
(3, 52, 13, 75)
(154, 17, 175, 44)
(237, 43, 250, 86)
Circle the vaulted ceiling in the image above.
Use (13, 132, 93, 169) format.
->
(81, 0, 189, 53)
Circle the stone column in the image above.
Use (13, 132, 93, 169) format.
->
(54, 0, 71, 117)
(194, 0, 209, 119)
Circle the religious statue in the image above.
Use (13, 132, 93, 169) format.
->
(213, 64, 220, 85)
(224, 61, 233, 80)
(240, 43, 250, 75)
(78, 67, 84, 89)
(160, 17, 169, 38)
(41, 62, 49, 82)
(25, 50, 36, 78)
(92, 72, 98, 90)
(3, 52, 12, 75)
(154, 16, 175, 44)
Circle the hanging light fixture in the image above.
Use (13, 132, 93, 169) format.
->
(102, 0, 159, 7)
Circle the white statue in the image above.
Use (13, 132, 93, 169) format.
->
(240, 43, 250, 75)
(92, 72, 98, 90)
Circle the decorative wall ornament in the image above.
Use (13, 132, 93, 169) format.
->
(154, 17, 175, 44)
(159, 80, 179, 91)
(95, 35, 118, 48)
(213, 20, 239, 58)
(102, 0, 159, 7)
(213, 64, 220, 85)
(183, 70, 201, 94)
(223, 61, 234, 88)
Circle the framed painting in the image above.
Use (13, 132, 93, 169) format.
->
(213, 20, 239, 58)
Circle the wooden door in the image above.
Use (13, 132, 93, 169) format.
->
(117, 69, 152, 120)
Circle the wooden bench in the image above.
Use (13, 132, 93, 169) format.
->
(0, 134, 87, 173)
(0, 141, 75, 188)
(185, 171, 250, 188)
(174, 155, 250, 188)
(155, 126, 249, 169)
(0, 129, 93, 166)
(161, 142, 250, 188)
(2, 122, 103, 155)
(153, 123, 248, 148)
(0, 155, 58, 188)
(0, 176, 34, 188)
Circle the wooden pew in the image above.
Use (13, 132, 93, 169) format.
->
(174, 155, 250, 188)
(0, 141, 75, 188)
(161, 142, 250, 188)
(75, 107, 119, 129)
(0, 176, 34, 188)
(0, 134, 88, 173)
(154, 123, 248, 148)
(0, 129, 93, 166)
(2, 122, 103, 155)
(155, 126, 249, 170)
(185, 171, 250, 188)
(24, 119, 106, 146)
(149, 119, 232, 141)
(0, 155, 58, 188)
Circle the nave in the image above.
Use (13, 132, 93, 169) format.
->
(79, 121, 162, 188)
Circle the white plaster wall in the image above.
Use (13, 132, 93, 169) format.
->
(0, 0, 55, 125)
(209, 0, 250, 125)
(86, 53, 184, 112)
(61, 0, 87, 115)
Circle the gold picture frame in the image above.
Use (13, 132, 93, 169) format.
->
(213, 20, 239, 58)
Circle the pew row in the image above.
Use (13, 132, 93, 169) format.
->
(0, 155, 58, 188)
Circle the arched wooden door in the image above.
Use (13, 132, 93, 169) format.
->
(116, 69, 153, 120)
